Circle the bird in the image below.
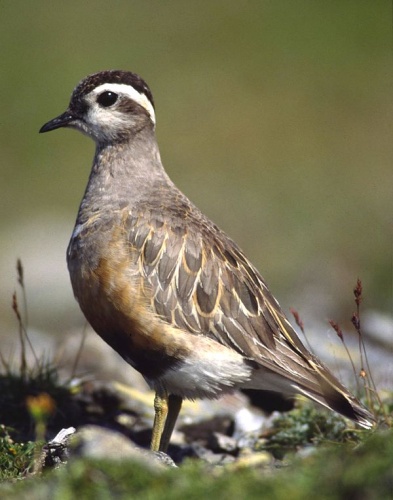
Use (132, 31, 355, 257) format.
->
(40, 70, 374, 452)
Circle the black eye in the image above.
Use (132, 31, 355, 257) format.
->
(97, 91, 118, 107)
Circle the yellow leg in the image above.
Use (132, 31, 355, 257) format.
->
(151, 391, 168, 452)
(159, 395, 183, 453)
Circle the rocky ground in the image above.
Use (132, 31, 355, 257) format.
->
(1, 283, 391, 473)
(1, 312, 388, 470)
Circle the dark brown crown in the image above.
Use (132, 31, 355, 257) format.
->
(69, 70, 154, 112)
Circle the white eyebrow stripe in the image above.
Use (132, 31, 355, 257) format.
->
(92, 82, 156, 124)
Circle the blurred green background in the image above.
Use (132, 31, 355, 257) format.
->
(0, 1, 391, 343)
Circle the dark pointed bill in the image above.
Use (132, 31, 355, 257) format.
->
(39, 111, 76, 133)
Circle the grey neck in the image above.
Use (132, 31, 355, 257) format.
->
(76, 127, 174, 223)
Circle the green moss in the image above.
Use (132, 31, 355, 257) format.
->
(0, 431, 391, 499)
(0, 426, 37, 480)
(260, 404, 364, 459)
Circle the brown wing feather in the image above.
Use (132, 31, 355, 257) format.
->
(126, 201, 306, 366)
(124, 200, 373, 427)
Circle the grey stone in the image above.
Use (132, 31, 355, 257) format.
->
(70, 425, 176, 468)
